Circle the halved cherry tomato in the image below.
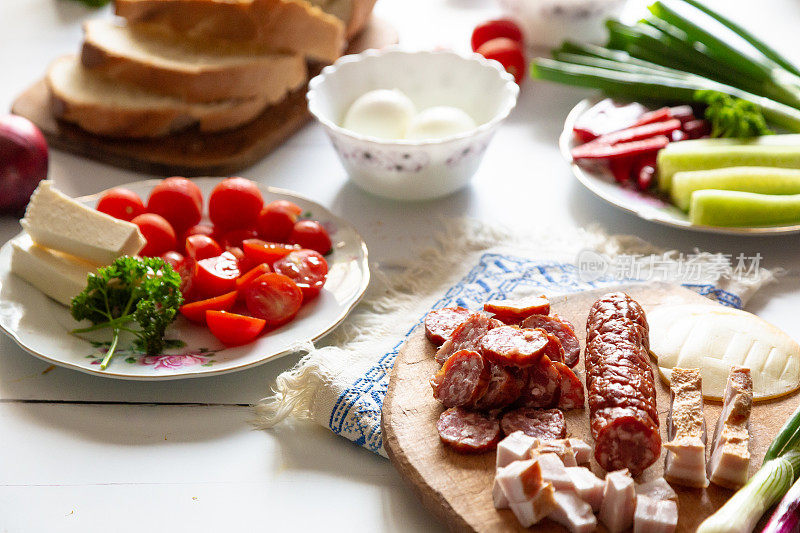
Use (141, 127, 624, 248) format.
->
(206, 310, 266, 346)
(226, 246, 248, 271)
(132, 213, 177, 256)
(256, 200, 302, 242)
(476, 37, 526, 85)
(273, 250, 328, 301)
(146, 177, 203, 233)
(192, 251, 240, 298)
(219, 228, 259, 249)
(289, 220, 332, 255)
(96, 188, 145, 221)
(242, 273, 303, 326)
(185, 234, 223, 262)
(471, 19, 524, 52)
(179, 290, 238, 324)
(236, 263, 273, 291)
(209, 177, 264, 230)
(242, 239, 300, 265)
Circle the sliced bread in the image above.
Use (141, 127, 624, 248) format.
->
(308, 0, 377, 39)
(115, 0, 345, 63)
(46, 55, 271, 138)
(81, 19, 307, 103)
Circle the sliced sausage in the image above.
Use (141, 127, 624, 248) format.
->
(553, 361, 585, 410)
(521, 313, 581, 367)
(435, 312, 493, 365)
(540, 330, 566, 364)
(472, 364, 526, 410)
(431, 350, 490, 408)
(484, 295, 550, 323)
(517, 355, 561, 408)
(500, 408, 566, 440)
(591, 407, 661, 476)
(480, 326, 549, 367)
(424, 306, 472, 345)
(437, 407, 502, 453)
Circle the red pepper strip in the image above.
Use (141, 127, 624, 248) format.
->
(669, 105, 695, 123)
(572, 99, 647, 143)
(609, 157, 635, 183)
(572, 135, 670, 161)
(632, 107, 671, 127)
(587, 118, 682, 147)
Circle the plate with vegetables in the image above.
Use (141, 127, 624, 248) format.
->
(0, 177, 370, 380)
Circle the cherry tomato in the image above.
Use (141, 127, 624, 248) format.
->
(179, 290, 238, 324)
(161, 250, 186, 271)
(132, 213, 177, 257)
(185, 234, 223, 262)
(206, 310, 266, 346)
(289, 220, 332, 255)
(183, 224, 215, 239)
(475, 37, 526, 85)
(208, 177, 264, 231)
(273, 250, 328, 301)
(236, 263, 272, 291)
(471, 19, 524, 52)
(192, 251, 240, 298)
(242, 273, 303, 326)
(256, 200, 302, 242)
(219, 228, 259, 249)
(146, 177, 203, 233)
(242, 238, 300, 265)
(96, 188, 145, 221)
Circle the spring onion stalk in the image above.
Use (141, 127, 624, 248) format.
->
(697, 451, 800, 533)
(762, 474, 800, 533)
(765, 404, 800, 464)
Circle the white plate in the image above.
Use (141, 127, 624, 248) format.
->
(0, 178, 369, 380)
(560, 98, 800, 236)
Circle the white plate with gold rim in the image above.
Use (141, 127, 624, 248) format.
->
(0, 178, 370, 380)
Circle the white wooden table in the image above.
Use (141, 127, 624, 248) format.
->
(2, 0, 800, 530)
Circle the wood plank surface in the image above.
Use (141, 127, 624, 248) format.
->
(382, 282, 800, 532)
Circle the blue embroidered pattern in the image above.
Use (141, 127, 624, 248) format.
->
(328, 253, 741, 454)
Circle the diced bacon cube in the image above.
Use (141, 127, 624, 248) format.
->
(496, 431, 538, 468)
(633, 495, 678, 533)
(565, 467, 605, 511)
(599, 469, 636, 533)
(567, 438, 592, 465)
(492, 477, 509, 509)
(531, 452, 575, 491)
(508, 482, 556, 527)
(534, 439, 577, 467)
(550, 490, 598, 533)
(635, 477, 677, 502)
(495, 459, 543, 503)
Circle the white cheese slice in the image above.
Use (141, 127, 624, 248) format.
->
(21, 181, 145, 265)
(649, 304, 800, 400)
(10, 233, 100, 306)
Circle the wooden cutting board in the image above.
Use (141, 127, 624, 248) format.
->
(382, 282, 800, 532)
(9, 18, 398, 177)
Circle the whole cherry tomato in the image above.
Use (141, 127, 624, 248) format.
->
(146, 177, 203, 233)
(476, 37, 526, 85)
(256, 200, 302, 242)
(471, 18, 524, 52)
(132, 213, 177, 257)
(208, 177, 264, 230)
(289, 220, 332, 255)
(96, 188, 145, 221)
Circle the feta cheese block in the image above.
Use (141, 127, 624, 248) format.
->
(708, 366, 753, 489)
(496, 431, 538, 468)
(21, 181, 145, 265)
(10, 233, 100, 306)
(664, 367, 709, 488)
(633, 495, 678, 533)
(635, 477, 677, 502)
(599, 469, 636, 533)
(565, 466, 605, 511)
(549, 490, 597, 533)
(508, 482, 556, 528)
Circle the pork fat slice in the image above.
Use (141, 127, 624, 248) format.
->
(633, 495, 678, 533)
(665, 367, 709, 488)
(635, 477, 677, 502)
(495, 459, 543, 502)
(534, 439, 578, 467)
(508, 483, 557, 527)
(708, 366, 752, 489)
(565, 467, 605, 511)
(492, 477, 509, 509)
(599, 469, 636, 533)
(496, 431, 538, 468)
(550, 490, 597, 533)
(567, 438, 592, 465)
(532, 452, 575, 491)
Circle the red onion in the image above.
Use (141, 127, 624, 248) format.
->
(0, 114, 48, 215)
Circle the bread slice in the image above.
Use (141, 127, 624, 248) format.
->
(115, 0, 345, 63)
(81, 19, 306, 103)
(308, 0, 377, 39)
(46, 55, 271, 138)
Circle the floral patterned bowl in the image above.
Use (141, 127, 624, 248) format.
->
(307, 48, 519, 201)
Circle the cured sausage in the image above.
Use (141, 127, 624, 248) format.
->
(435, 312, 493, 365)
(437, 407, 502, 453)
(540, 330, 566, 364)
(553, 361, 585, 410)
(484, 295, 550, 323)
(480, 326, 549, 367)
(424, 306, 471, 345)
(517, 355, 561, 408)
(501, 408, 567, 440)
(473, 364, 526, 410)
(585, 292, 659, 476)
(431, 350, 490, 408)
(521, 314, 581, 368)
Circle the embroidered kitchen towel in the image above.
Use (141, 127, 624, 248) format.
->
(253, 219, 773, 457)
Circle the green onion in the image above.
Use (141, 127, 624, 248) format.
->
(765, 405, 800, 464)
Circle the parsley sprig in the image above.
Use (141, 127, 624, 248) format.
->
(696, 90, 774, 138)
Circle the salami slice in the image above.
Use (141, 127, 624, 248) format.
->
(431, 350, 490, 407)
(437, 407, 502, 453)
(435, 313, 493, 365)
(500, 407, 566, 440)
(424, 306, 472, 346)
(517, 355, 562, 408)
(472, 364, 526, 410)
(521, 314, 581, 368)
(484, 295, 550, 323)
(540, 330, 566, 364)
(553, 361, 585, 410)
(480, 326, 549, 367)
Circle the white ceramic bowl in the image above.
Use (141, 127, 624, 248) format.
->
(307, 48, 520, 201)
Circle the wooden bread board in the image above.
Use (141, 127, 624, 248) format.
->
(382, 282, 800, 532)
(9, 18, 397, 177)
